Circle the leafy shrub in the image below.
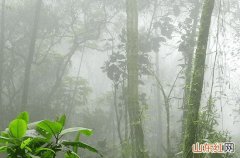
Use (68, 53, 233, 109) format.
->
(0, 112, 102, 158)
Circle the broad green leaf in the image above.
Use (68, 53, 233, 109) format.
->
(37, 120, 62, 136)
(62, 141, 101, 156)
(17, 111, 29, 124)
(9, 119, 27, 138)
(60, 127, 93, 137)
(36, 127, 52, 140)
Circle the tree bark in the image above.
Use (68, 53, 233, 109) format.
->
(183, 0, 215, 157)
(181, 0, 201, 145)
(126, 0, 146, 157)
(21, 0, 42, 110)
(165, 98, 171, 158)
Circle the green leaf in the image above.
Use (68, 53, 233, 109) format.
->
(9, 119, 27, 138)
(62, 141, 101, 156)
(0, 136, 10, 141)
(65, 151, 80, 158)
(20, 138, 32, 149)
(36, 127, 52, 140)
(41, 151, 55, 158)
(17, 111, 29, 124)
(1, 131, 9, 137)
(25, 146, 33, 152)
(57, 115, 66, 127)
(0, 146, 7, 153)
(60, 127, 93, 137)
(37, 120, 62, 136)
(35, 147, 56, 154)
(73, 132, 81, 153)
(0, 135, 14, 144)
(30, 136, 49, 144)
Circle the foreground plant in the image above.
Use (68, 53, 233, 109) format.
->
(0, 112, 101, 158)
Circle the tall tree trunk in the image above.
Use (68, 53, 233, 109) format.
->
(21, 0, 42, 110)
(126, 0, 146, 157)
(155, 51, 163, 157)
(164, 98, 171, 158)
(113, 84, 126, 158)
(181, 0, 201, 144)
(0, 0, 5, 128)
(183, 0, 215, 157)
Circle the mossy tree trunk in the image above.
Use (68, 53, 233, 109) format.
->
(183, 0, 215, 157)
(126, 0, 146, 157)
(181, 0, 201, 143)
(21, 0, 42, 110)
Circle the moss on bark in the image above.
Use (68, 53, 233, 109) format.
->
(183, 0, 215, 157)
(126, 0, 146, 157)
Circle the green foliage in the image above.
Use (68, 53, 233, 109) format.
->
(9, 119, 27, 139)
(0, 112, 102, 158)
(17, 111, 30, 124)
(197, 98, 234, 158)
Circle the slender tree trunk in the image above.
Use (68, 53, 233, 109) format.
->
(126, 0, 146, 157)
(183, 0, 215, 157)
(113, 84, 125, 158)
(21, 0, 42, 110)
(154, 68, 183, 158)
(0, 0, 5, 128)
(155, 51, 163, 157)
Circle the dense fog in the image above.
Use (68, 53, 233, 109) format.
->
(0, 0, 239, 158)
